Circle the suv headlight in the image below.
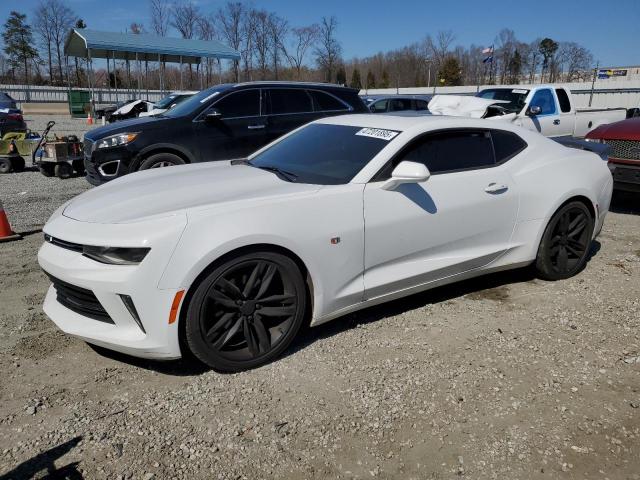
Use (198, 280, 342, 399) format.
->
(96, 133, 139, 149)
(83, 245, 150, 265)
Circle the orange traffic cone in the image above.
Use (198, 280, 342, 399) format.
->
(87, 112, 93, 125)
(0, 199, 20, 242)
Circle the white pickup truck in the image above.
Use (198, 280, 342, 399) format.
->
(428, 85, 630, 138)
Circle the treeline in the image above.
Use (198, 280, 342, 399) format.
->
(0, 1, 595, 91)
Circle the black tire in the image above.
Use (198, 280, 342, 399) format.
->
(184, 251, 307, 372)
(0, 158, 13, 174)
(11, 157, 25, 172)
(55, 162, 73, 179)
(138, 152, 185, 170)
(39, 164, 55, 177)
(535, 201, 595, 280)
(72, 160, 85, 175)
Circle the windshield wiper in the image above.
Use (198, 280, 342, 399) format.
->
(256, 165, 298, 182)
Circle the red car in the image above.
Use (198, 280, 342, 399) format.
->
(586, 117, 640, 192)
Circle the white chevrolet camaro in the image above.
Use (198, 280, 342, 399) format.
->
(38, 115, 613, 372)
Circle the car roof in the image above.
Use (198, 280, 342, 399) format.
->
(314, 113, 541, 138)
(232, 81, 359, 93)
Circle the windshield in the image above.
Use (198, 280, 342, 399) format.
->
(162, 87, 228, 118)
(154, 93, 193, 110)
(477, 88, 529, 113)
(249, 123, 398, 185)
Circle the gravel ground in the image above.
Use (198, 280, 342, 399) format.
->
(23, 114, 99, 139)
(0, 173, 639, 479)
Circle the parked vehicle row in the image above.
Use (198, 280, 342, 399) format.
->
(428, 85, 632, 138)
(362, 95, 431, 114)
(83, 82, 368, 185)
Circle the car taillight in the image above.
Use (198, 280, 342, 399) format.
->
(7, 113, 23, 122)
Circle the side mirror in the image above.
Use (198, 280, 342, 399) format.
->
(381, 161, 431, 191)
(527, 105, 542, 116)
(205, 109, 222, 122)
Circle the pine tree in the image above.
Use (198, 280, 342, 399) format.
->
(440, 56, 462, 86)
(366, 70, 376, 89)
(2, 11, 39, 84)
(336, 65, 346, 85)
(380, 69, 390, 88)
(350, 68, 362, 89)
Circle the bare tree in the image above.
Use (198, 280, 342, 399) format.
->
(241, 9, 258, 81)
(172, 2, 199, 39)
(314, 16, 341, 83)
(268, 13, 288, 80)
(285, 25, 318, 79)
(216, 2, 245, 81)
(37, 0, 75, 85)
(252, 10, 271, 80)
(150, 0, 170, 36)
(495, 28, 516, 84)
(197, 15, 217, 84)
(33, 3, 54, 83)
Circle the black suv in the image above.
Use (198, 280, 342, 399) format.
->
(83, 82, 368, 185)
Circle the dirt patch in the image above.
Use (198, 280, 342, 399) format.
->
(467, 285, 510, 301)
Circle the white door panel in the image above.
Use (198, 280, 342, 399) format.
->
(363, 168, 518, 299)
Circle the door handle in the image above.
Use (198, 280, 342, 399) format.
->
(247, 124, 265, 130)
(485, 183, 509, 194)
(553, 119, 560, 125)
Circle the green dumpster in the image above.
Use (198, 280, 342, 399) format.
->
(68, 90, 91, 118)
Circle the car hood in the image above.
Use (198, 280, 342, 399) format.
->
(586, 117, 640, 141)
(62, 162, 322, 224)
(428, 95, 511, 118)
(84, 115, 174, 140)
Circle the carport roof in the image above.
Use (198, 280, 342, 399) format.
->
(65, 29, 240, 63)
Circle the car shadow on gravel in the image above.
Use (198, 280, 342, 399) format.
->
(610, 191, 640, 215)
(0, 436, 83, 480)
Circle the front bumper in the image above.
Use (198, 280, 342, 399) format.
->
(38, 212, 188, 360)
(609, 161, 640, 192)
(84, 144, 137, 186)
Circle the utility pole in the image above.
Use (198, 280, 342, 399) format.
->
(589, 61, 599, 107)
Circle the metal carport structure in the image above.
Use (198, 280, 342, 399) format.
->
(64, 29, 240, 110)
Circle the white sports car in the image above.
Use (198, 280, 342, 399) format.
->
(38, 115, 613, 372)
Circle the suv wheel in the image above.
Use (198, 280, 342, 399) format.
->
(139, 153, 185, 170)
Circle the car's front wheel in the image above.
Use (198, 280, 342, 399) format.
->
(138, 152, 185, 170)
(535, 201, 594, 280)
(184, 251, 308, 372)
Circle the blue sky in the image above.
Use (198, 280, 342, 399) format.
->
(1, 0, 639, 67)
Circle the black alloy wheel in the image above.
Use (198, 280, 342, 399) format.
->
(138, 152, 185, 170)
(535, 201, 594, 280)
(185, 251, 307, 372)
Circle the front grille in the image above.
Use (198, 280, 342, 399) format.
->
(46, 272, 113, 323)
(604, 139, 640, 161)
(44, 234, 83, 253)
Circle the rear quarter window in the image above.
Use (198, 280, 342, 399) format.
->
(491, 130, 528, 163)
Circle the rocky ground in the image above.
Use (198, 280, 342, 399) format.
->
(0, 172, 638, 479)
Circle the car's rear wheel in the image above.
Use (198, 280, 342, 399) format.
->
(185, 251, 307, 372)
(138, 153, 185, 170)
(535, 201, 594, 280)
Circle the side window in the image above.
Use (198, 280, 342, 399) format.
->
(529, 89, 557, 115)
(383, 130, 495, 178)
(213, 90, 260, 118)
(389, 98, 412, 111)
(555, 88, 571, 113)
(491, 130, 527, 163)
(310, 90, 348, 112)
(415, 100, 429, 111)
(269, 89, 312, 115)
(371, 100, 388, 112)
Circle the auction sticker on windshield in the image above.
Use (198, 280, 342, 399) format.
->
(356, 128, 400, 141)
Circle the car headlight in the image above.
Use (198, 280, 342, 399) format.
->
(83, 245, 150, 265)
(96, 133, 139, 149)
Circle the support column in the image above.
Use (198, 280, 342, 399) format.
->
(179, 55, 184, 90)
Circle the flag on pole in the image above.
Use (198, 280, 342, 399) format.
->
(482, 46, 494, 54)
(482, 45, 494, 63)
(482, 55, 493, 64)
